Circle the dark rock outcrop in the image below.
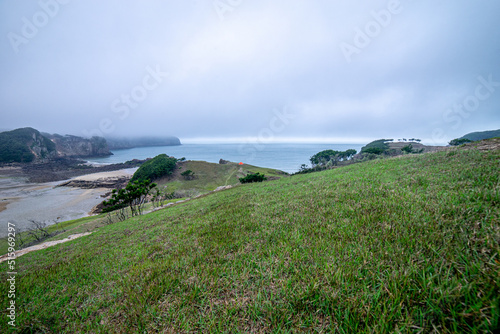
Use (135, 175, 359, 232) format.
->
(57, 176, 131, 189)
(21, 158, 146, 183)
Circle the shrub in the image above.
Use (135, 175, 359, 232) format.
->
(401, 144, 413, 154)
(181, 170, 195, 180)
(131, 154, 177, 182)
(362, 147, 385, 155)
(239, 172, 267, 184)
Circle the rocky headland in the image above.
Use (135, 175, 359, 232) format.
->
(0, 127, 113, 164)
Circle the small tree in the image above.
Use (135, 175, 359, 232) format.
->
(103, 179, 157, 216)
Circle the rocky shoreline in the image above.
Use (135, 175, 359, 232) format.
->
(0, 158, 147, 183)
(57, 176, 131, 189)
(56, 171, 133, 189)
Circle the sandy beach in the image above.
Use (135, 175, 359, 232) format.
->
(70, 168, 137, 181)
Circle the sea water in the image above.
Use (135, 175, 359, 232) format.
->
(89, 143, 363, 174)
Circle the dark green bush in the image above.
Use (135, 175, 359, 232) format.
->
(362, 147, 385, 155)
(181, 169, 195, 180)
(130, 154, 177, 182)
(449, 138, 473, 146)
(239, 172, 267, 184)
(401, 144, 413, 154)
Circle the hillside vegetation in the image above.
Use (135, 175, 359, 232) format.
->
(0, 127, 56, 163)
(1, 144, 499, 333)
(460, 129, 500, 142)
(155, 160, 288, 196)
(360, 139, 444, 157)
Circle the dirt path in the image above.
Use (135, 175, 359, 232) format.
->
(0, 232, 92, 263)
(224, 167, 238, 186)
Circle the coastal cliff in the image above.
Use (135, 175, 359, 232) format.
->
(43, 133, 112, 158)
(0, 127, 111, 163)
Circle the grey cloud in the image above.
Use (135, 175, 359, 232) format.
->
(1, 0, 499, 144)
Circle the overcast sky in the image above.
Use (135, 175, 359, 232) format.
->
(1, 0, 499, 144)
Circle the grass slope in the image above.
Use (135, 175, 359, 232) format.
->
(156, 160, 288, 196)
(1, 147, 499, 333)
(0, 198, 187, 256)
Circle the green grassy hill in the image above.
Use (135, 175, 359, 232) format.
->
(156, 160, 288, 196)
(1, 145, 499, 333)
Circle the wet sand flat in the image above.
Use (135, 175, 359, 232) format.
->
(0, 198, 20, 213)
(0, 168, 136, 237)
